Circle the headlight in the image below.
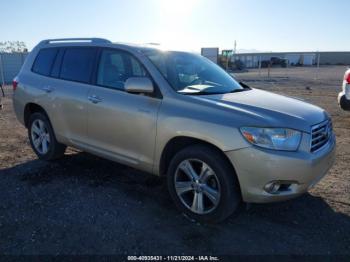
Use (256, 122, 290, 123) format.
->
(240, 127, 302, 151)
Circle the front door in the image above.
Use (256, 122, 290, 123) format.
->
(86, 49, 161, 172)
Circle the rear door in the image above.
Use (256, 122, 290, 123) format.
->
(48, 47, 98, 145)
(29, 47, 60, 116)
(86, 48, 162, 171)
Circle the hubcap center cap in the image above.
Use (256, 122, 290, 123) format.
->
(192, 182, 203, 193)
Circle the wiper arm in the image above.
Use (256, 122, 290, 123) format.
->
(182, 91, 225, 95)
(239, 82, 252, 89)
(229, 88, 249, 93)
(180, 89, 249, 95)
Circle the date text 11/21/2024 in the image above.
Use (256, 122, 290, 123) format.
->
(127, 255, 220, 261)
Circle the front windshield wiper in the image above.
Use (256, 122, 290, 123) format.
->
(178, 82, 251, 95)
(239, 82, 252, 90)
(180, 90, 226, 95)
(229, 88, 250, 93)
(179, 88, 249, 95)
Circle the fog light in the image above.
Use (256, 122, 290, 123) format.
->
(264, 182, 281, 194)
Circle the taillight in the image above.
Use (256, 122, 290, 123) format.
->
(12, 80, 18, 91)
(344, 71, 350, 84)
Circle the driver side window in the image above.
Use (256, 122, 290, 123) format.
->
(97, 49, 146, 90)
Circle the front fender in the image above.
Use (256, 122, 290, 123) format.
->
(153, 98, 250, 174)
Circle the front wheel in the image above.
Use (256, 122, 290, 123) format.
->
(167, 145, 241, 223)
(28, 112, 66, 160)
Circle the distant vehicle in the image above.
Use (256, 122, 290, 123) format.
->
(338, 68, 350, 110)
(261, 57, 287, 68)
(13, 38, 335, 223)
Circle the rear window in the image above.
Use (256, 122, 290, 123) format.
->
(32, 48, 58, 76)
(60, 48, 97, 83)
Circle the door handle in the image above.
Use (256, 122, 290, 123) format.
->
(88, 95, 102, 104)
(42, 86, 54, 93)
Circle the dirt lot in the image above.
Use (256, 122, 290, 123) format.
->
(0, 66, 349, 255)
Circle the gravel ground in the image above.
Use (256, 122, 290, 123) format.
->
(0, 66, 349, 255)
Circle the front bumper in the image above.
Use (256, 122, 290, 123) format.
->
(225, 133, 336, 203)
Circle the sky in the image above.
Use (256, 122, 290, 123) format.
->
(1, 0, 349, 52)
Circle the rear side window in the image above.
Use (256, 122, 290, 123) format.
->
(32, 48, 58, 76)
(60, 48, 97, 83)
(50, 49, 64, 78)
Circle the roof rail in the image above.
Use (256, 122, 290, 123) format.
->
(39, 38, 112, 45)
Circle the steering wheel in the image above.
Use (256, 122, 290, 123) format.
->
(118, 72, 129, 82)
(188, 77, 204, 86)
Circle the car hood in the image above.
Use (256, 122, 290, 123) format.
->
(194, 88, 328, 133)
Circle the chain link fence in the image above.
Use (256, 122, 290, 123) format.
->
(0, 52, 27, 85)
(0, 53, 27, 105)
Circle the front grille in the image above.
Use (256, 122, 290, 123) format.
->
(311, 120, 333, 152)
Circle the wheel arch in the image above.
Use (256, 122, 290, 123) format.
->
(23, 103, 48, 128)
(159, 136, 239, 183)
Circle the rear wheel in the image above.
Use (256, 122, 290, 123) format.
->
(28, 112, 66, 160)
(167, 145, 241, 223)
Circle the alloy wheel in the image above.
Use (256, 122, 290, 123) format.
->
(174, 159, 221, 215)
(30, 119, 50, 155)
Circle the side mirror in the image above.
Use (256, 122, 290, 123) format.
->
(125, 77, 154, 94)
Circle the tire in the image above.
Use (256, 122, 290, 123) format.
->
(28, 112, 66, 160)
(339, 95, 350, 111)
(167, 144, 241, 223)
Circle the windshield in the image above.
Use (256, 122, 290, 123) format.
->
(143, 50, 244, 95)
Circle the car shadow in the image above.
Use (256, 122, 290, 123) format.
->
(0, 151, 349, 255)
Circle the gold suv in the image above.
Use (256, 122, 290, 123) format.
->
(13, 38, 336, 223)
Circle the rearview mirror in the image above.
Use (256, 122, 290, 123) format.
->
(125, 77, 154, 94)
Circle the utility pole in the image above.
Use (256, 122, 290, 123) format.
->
(226, 41, 237, 72)
(315, 52, 321, 80)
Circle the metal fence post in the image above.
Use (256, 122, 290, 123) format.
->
(316, 53, 321, 80)
(0, 53, 5, 87)
(258, 56, 262, 77)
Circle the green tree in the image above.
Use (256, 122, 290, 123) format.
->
(0, 41, 28, 53)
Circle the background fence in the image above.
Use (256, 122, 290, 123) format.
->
(0, 53, 28, 85)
